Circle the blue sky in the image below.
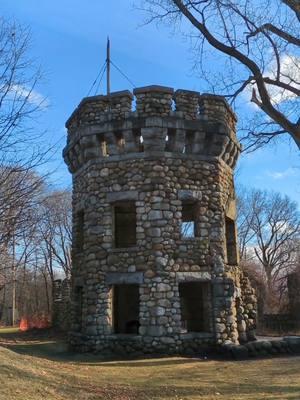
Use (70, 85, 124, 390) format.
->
(2, 1, 299, 204)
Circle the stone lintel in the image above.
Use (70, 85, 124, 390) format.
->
(106, 272, 144, 285)
(176, 272, 211, 282)
(107, 190, 139, 203)
(178, 190, 202, 202)
(133, 85, 174, 95)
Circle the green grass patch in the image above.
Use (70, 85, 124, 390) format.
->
(0, 327, 20, 334)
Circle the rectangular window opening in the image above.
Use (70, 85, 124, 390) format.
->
(115, 131, 125, 152)
(100, 139, 109, 157)
(225, 217, 238, 265)
(179, 282, 211, 332)
(184, 131, 195, 154)
(114, 202, 136, 248)
(181, 202, 197, 238)
(77, 210, 84, 251)
(165, 128, 176, 152)
(112, 284, 140, 334)
(133, 128, 144, 152)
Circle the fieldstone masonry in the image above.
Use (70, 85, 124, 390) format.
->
(52, 279, 71, 331)
(63, 85, 257, 354)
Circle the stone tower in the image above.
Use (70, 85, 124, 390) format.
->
(63, 85, 256, 354)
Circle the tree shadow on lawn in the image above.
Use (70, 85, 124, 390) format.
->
(4, 339, 209, 367)
(0, 327, 224, 366)
(0, 328, 299, 370)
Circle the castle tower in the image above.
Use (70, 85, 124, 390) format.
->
(63, 85, 256, 354)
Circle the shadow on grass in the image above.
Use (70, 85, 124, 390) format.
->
(1, 328, 298, 370)
(0, 327, 220, 366)
(5, 340, 209, 367)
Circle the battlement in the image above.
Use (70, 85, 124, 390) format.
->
(64, 85, 240, 173)
(66, 85, 237, 128)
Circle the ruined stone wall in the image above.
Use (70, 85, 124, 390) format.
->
(64, 85, 256, 354)
(52, 279, 71, 331)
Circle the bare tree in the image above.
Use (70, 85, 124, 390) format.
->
(140, 0, 300, 150)
(0, 18, 45, 157)
(38, 190, 72, 281)
(0, 17, 50, 256)
(237, 188, 300, 290)
(0, 186, 72, 325)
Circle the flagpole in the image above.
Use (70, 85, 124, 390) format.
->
(107, 36, 110, 96)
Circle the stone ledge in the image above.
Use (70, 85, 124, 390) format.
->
(106, 272, 144, 285)
(80, 90, 134, 106)
(133, 85, 174, 95)
(106, 334, 142, 341)
(107, 190, 139, 202)
(174, 89, 200, 97)
(178, 189, 202, 201)
(107, 246, 139, 253)
(179, 332, 213, 340)
(176, 272, 211, 282)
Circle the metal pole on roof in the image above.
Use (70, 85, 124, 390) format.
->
(106, 36, 111, 96)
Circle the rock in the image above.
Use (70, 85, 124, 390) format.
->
(215, 323, 226, 333)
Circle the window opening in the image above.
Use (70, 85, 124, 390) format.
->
(181, 202, 197, 238)
(100, 139, 109, 157)
(115, 132, 125, 152)
(166, 128, 176, 151)
(179, 282, 211, 332)
(112, 284, 140, 334)
(184, 131, 195, 154)
(114, 202, 136, 248)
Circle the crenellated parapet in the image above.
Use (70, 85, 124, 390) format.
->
(63, 85, 241, 173)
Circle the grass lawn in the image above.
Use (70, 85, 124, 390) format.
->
(0, 328, 300, 400)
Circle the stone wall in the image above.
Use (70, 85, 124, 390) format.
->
(63, 85, 256, 354)
(52, 279, 71, 331)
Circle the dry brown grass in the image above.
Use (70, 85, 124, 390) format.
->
(0, 328, 300, 400)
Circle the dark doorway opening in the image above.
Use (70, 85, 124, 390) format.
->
(113, 284, 140, 334)
(114, 202, 136, 248)
(179, 281, 211, 332)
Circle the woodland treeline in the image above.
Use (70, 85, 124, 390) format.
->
(237, 187, 300, 316)
(1, 181, 299, 325)
(0, 181, 71, 325)
(0, 18, 71, 325)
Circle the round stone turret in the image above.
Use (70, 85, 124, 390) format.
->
(64, 85, 256, 354)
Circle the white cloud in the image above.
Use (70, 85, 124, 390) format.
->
(9, 84, 49, 109)
(267, 54, 300, 105)
(266, 167, 297, 180)
(242, 54, 300, 107)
